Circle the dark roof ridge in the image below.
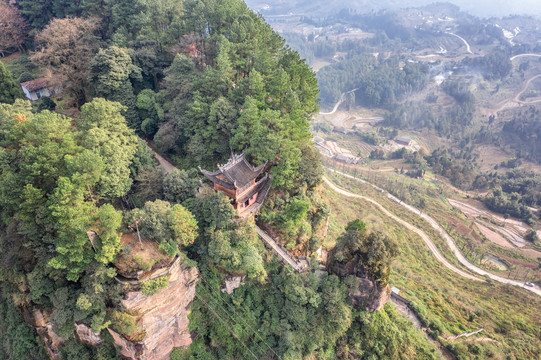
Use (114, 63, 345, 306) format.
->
(199, 151, 267, 189)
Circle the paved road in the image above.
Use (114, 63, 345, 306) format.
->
(325, 170, 541, 297)
(510, 53, 541, 61)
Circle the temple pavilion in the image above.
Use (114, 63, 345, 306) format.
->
(199, 152, 272, 218)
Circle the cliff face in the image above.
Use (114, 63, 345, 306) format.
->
(327, 252, 390, 312)
(25, 308, 64, 360)
(349, 277, 390, 312)
(112, 258, 199, 360)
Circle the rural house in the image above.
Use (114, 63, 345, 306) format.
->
(20, 78, 54, 101)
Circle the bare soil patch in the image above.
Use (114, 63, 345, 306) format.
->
(434, 211, 482, 243)
(114, 232, 171, 275)
(475, 222, 514, 249)
(0, 52, 22, 63)
(474, 144, 541, 173)
(521, 248, 541, 259)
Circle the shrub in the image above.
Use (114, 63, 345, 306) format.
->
(18, 72, 34, 83)
(37, 96, 56, 111)
(159, 239, 179, 257)
(134, 255, 154, 271)
(141, 275, 169, 296)
(110, 311, 145, 341)
(121, 244, 132, 258)
(525, 230, 539, 243)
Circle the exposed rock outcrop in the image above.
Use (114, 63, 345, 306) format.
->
(220, 275, 245, 294)
(327, 251, 391, 311)
(349, 277, 391, 312)
(109, 329, 138, 359)
(27, 308, 64, 359)
(75, 323, 102, 346)
(111, 257, 198, 360)
(315, 246, 328, 266)
(326, 223, 396, 312)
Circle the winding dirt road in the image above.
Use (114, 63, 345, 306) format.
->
(513, 74, 541, 103)
(510, 53, 541, 61)
(319, 88, 358, 115)
(446, 32, 472, 54)
(325, 170, 541, 296)
(488, 54, 541, 116)
(489, 74, 541, 116)
(323, 175, 481, 282)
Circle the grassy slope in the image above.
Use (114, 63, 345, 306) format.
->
(323, 171, 541, 359)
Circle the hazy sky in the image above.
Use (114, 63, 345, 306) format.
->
(450, 0, 541, 18)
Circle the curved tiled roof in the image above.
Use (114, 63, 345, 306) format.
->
(199, 152, 267, 189)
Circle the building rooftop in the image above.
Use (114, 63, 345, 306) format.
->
(395, 137, 411, 144)
(333, 126, 349, 134)
(199, 151, 266, 189)
(20, 78, 49, 93)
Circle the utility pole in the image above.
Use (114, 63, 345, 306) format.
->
(129, 217, 145, 250)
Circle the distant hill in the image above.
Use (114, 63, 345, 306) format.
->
(246, 0, 541, 19)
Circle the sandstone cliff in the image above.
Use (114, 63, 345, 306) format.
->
(25, 308, 64, 360)
(327, 247, 391, 311)
(220, 274, 245, 294)
(111, 257, 199, 360)
(349, 276, 391, 312)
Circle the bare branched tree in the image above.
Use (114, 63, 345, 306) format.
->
(0, 0, 30, 54)
(31, 17, 102, 107)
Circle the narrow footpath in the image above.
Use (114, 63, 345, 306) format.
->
(319, 88, 358, 115)
(325, 169, 541, 297)
(256, 226, 309, 271)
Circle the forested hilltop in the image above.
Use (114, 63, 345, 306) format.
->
(0, 0, 440, 359)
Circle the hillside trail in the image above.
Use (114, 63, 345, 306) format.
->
(154, 152, 175, 174)
(391, 297, 455, 360)
(319, 88, 358, 115)
(324, 170, 541, 297)
(445, 32, 472, 54)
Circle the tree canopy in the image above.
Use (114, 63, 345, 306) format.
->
(0, 0, 30, 53)
(32, 17, 102, 107)
(0, 62, 24, 104)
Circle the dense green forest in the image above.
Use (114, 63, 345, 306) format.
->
(502, 106, 541, 163)
(0, 0, 441, 359)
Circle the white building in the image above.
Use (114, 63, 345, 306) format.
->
(20, 78, 53, 101)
